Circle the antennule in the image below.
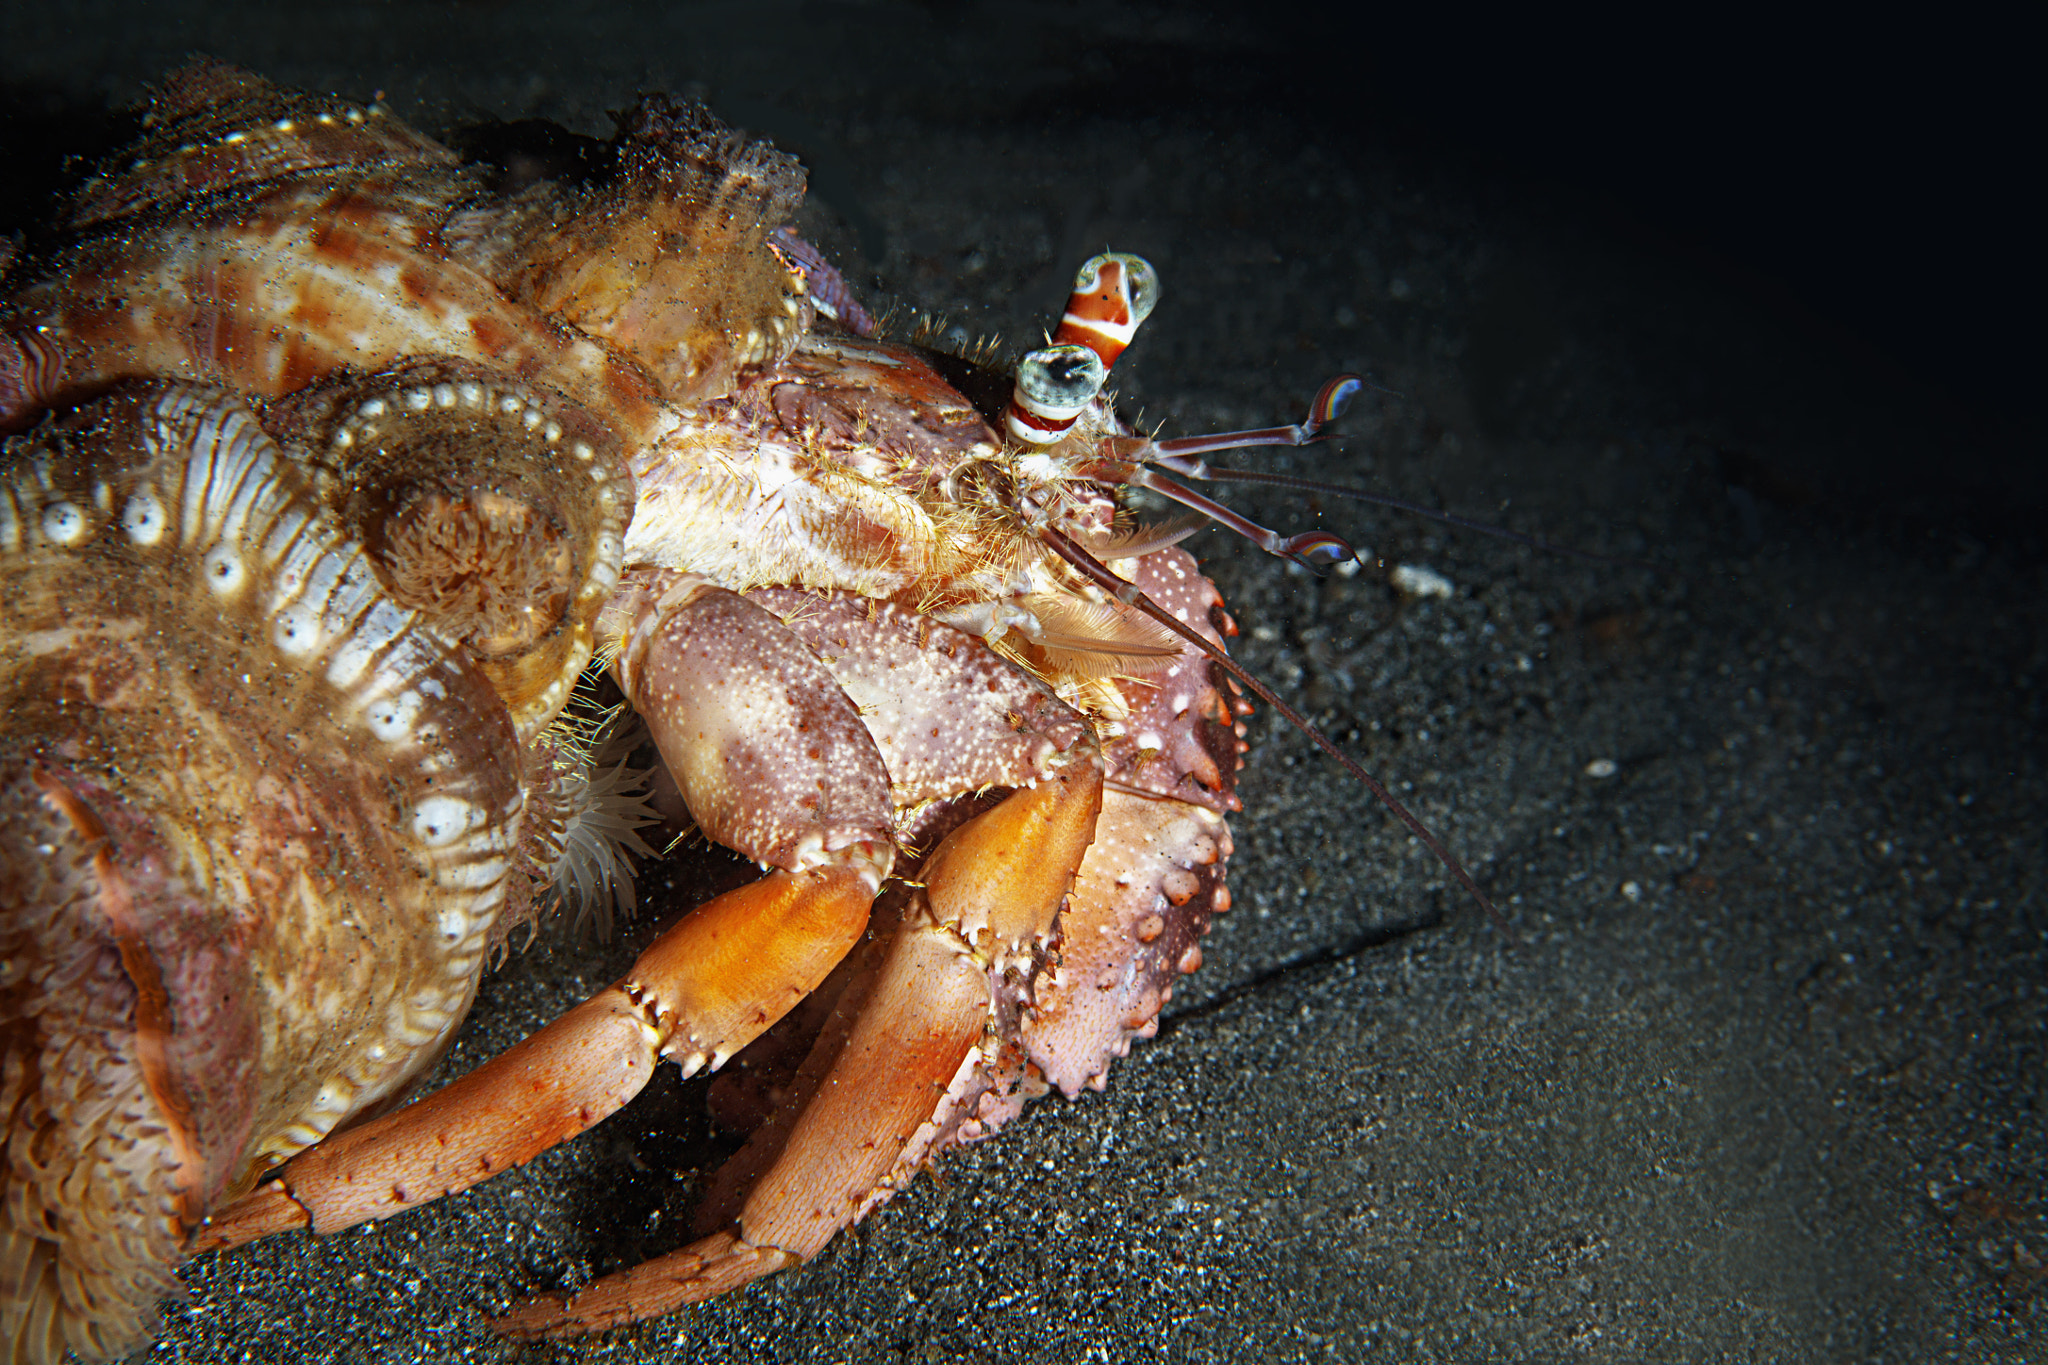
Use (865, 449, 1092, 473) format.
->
(1139, 373, 1364, 470)
(1124, 465, 1361, 573)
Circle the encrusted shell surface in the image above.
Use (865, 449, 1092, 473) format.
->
(270, 358, 634, 741)
(0, 62, 816, 442)
(0, 382, 524, 1363)
(499, 93, 812, 406)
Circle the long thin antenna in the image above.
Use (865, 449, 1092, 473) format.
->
(1039, 525, 1519, 945)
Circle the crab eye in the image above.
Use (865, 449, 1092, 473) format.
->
(1016, 344, 1106, 408)
(1005, 343, 1108, 445)
(1059, 252, 1159, 366)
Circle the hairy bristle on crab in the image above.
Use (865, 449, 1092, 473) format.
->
(503, 94, 811, 405)
(0, 382, 523, 1363)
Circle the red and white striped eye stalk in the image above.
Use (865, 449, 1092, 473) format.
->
(1005, 342, 1107, 446)
(1022, 251, 1613, 576)
(1018, 252, 1519, 939)
(1006, 252, 1365, 572)
(1004, 252, 1157, 447)
(1052, 251, 1159, 369)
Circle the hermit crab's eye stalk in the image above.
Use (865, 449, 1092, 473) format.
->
(1053, 252, 1160, 369)
(1005, 342, 1108, 445)
(1004, 252, 1163, 446)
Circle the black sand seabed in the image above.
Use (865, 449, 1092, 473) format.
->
(2, 7, 2041, 1362)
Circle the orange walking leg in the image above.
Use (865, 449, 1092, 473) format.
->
(202, 573, 907, 1253)
(197, 861, 874, 1251)
(495, 762, 1102, 1337)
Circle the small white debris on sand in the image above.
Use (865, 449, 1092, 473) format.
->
(1390, 563, 1454, 598)
(1585, 758, 1619, 778)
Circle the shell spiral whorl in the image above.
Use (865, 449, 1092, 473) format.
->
(271, 358, 634, 742)
(0, 382, 525, 1363)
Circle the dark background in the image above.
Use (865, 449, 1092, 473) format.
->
(3, 4, 2040, 1362)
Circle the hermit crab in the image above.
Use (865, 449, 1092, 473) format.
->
(0, 63, 1495, 1361)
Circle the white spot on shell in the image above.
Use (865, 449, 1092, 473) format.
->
(41, 502, 87, 545)
(404, 388, 433, 412)
(358, 398, 387, 418)
(433, 383, 457, 408)
(364, 690, 424, 741)
(272, 605, 323, 657)
(411, 795, 482, 848)
(202, 544, 245, 594)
